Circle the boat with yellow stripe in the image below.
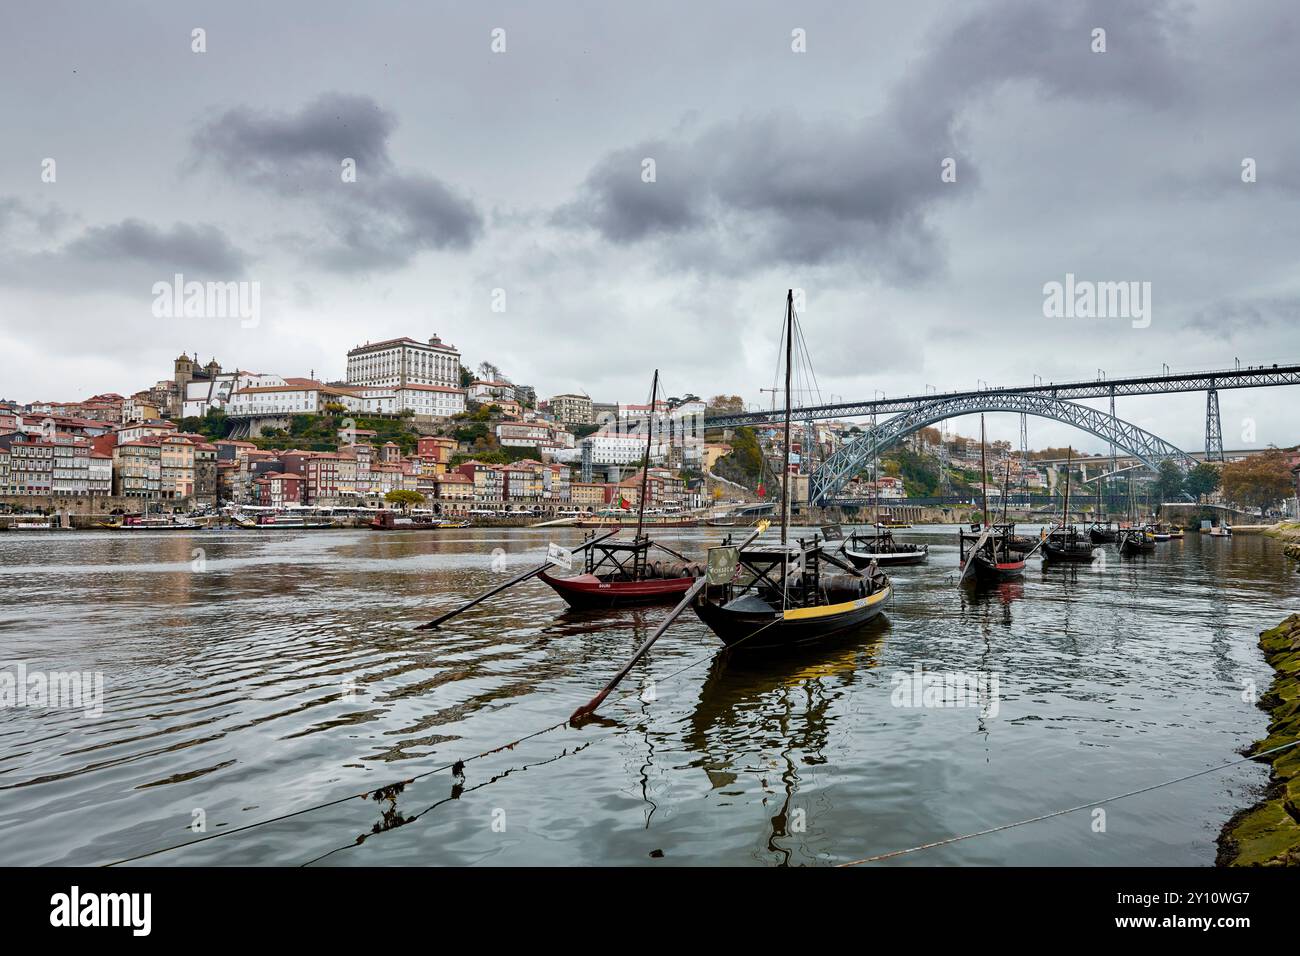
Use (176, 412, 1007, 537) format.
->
(694, 539, 892, 650)
(691, 290, 892, 652)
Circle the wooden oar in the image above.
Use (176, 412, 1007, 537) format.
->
(570, 522, 769, 722)
(568, 576, 708, 723)
(416, 530, 619, 630)
(958, 525, 994, 585)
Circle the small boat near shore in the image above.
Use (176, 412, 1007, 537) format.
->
(370, 511, 442, 531)
(102, 514, 202, 531)
(8, 516, 59, 531)
(841, 527, 928, 567)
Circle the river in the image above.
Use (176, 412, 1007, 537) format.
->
(0, 525, 1292, 866)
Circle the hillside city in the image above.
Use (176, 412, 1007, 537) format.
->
(1, 332, 1296, 519)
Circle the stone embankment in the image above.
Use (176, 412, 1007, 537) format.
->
(1217, 614, 1300, 866)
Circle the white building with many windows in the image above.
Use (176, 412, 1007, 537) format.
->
(346, 335, 461, 390)
(395, 383, 466, 418)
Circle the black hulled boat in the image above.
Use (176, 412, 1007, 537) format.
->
(841, 528, 928, 567)
(692, 290, 892, 651)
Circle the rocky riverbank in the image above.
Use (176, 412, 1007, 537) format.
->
(1216, 613, 1300, 866)
(1262, 522, 1300, 560)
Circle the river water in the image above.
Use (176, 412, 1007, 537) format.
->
(0, 525, 1293, 866)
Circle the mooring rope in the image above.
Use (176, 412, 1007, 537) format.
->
(102, 610, 767, 867)
(838, 737, 1300, 866)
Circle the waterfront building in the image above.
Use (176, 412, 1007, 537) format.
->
(433, 472, 474, 515)
(570, 481, 606, 510)
(4, 436, 54, 496)
(457, 460, 505, 510)
(257, 472, 304, 508)
(159, 436, 196, 499)
(113, 440, 162, 498)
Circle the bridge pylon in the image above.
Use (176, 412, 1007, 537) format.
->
(1205, 387, 1224, 462)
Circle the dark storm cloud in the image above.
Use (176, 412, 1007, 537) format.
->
(193, 93, 483, 271)
(0, 210, 250, 294)
(64, 219, 248, 274)
(557, 0, 1188, 279)
(193, 93, 396, 186)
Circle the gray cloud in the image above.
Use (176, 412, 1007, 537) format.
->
(555, 0, 1188, 280)
(193, 92, 483, 271)
(63, 219, 248, 274)
(0, 208, 249, 294)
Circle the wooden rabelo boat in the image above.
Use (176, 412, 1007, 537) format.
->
(691, 292, 891, 650)
(1041, 526, 1098, 562)
(839, 434, 927, 567)
(959, 525, 1028, 583)
(538, 369, 703, 609)
(1088, 521, 1119, 544)
(537, 534, 701, 609)
(958, 417, 1029, 584)
(567, 292, 891, 722)
(370, 511, 441, 531)
(1118, 527, 1157, 554)
(841, 528, 928, 567)
(1040, 448, 1097, 563)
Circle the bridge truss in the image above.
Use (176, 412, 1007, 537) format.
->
(810, 392, 1199, 506)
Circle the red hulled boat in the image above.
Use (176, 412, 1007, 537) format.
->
(538, 369, 703, 610)
(537, 536, 701, 609)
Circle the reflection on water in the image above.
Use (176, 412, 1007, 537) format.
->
(0, 526, 1292, 866)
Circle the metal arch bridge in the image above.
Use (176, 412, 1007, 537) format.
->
(703, 362, 1300, 431)
(809, 392, 1200, 506)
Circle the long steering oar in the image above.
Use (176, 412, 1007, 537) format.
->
(570, 521, 770, 722)
(958, 525, 994, 585)
(416, 530, 619, 630)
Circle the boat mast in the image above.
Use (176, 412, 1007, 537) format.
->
(1062, 446, 1073, 531)
(1001, 457, 1011, 526)
(634, 368, 658, 541)
(780, 290, 793, 547)
(979, 414, 989, 527)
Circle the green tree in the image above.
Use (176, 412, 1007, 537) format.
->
(1183, 462, 1221, 502)
(1153, 459, 1186, 503)
(384, 489, 425, 511)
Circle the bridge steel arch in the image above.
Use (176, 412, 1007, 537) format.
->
(810, 392, 1198, 506)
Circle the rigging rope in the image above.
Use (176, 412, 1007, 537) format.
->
(102, 605, 795, 867)
(837, 738, 1300, 866)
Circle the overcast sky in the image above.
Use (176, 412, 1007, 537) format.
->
(2, 0, 1298, 454)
